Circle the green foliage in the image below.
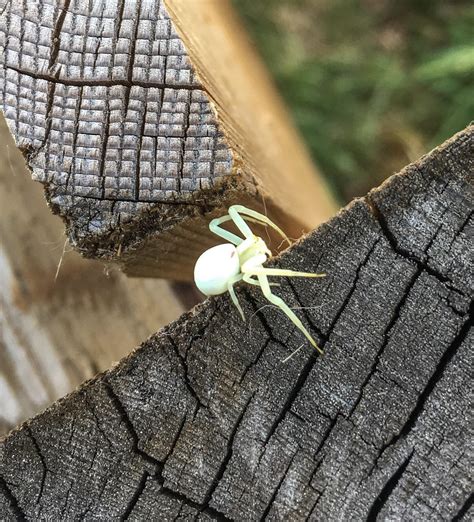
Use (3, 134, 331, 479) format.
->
(233, 0, 474, 202)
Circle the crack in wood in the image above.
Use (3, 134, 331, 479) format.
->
(37, 79, 57, 158)
(260, 451, 296, 521)
(302, 415, 342, 513)
(348, 266, 421, 418)
(368, 302, 473, 476)
(452, 492, 474, 521)
(167, 337, 207, 409)
(48, 0, 72, 72)
(102, 380, 164, 469)
(122, 0, 141, 140)
(0, 2, 8, 17)
(155, 484, 231, 522)
(313, 414, 340, 460)
(367, 450, 414, 521)
(5, 65, 205, 91)
(324, 238, 380, 340)
(81, 391, 114, 449)
(181, 305, 219, 359)
(103, 380, 231, 519)
(237, 336, 272, 385)
(263, 351, 318, 446)
(99, 97, 111, 200)
(114, 0, 126, 57)
(286, 278, 327, 343)
(134, 91, 148, 201)
(365, 196, 459, 291)
(0, 477, 27, 520)
(164, 416, 187, 463)
(65, 193, 206, 205)
(103, 343, 235, 519)
(120, 469, 149, 521)
(201, 393, 255, 511)
(243, 291, 289, 348)
(178, 89, 191, 190)
(257, 241, 378, 449)
(306, 484, 326, 521)
(24, 426, 48, 506)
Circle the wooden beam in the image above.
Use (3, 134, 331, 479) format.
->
(0, 114, 187, 436)
(1, 127, 471, 519)
(0, 0, 337, 281)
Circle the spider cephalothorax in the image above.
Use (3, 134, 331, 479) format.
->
(194, 205, 325, 353)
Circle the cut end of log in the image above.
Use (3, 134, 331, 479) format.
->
(0, 0, 337, 280)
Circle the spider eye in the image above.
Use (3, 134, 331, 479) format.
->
(194, 244, 240, 296)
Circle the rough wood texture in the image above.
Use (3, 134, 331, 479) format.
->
(0, 114, 187, 437)
(0, 0, 337, 280)
(1, 127, 472, 520)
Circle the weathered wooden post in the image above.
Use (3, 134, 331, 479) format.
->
(1, 128, 472, 519)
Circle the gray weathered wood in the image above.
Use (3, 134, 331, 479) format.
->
(0, 0, 232, 279)
(0, 0, 337, 280)
(1, 127, 472, 520)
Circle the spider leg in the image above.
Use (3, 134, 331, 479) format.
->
(209, 205, 291, 246)
(209, 215, 243, 245)
(243, 274, 279, 287)
(229, 205, 291, 245)
(228, 274, 245, 320)
(228, 206, 254, 240)
(248, 267, 326, 279)
(256, 273, 323, 354)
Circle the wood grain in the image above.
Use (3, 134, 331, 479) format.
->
(1, 127, 472, 520)
(0, 0, 337, 280)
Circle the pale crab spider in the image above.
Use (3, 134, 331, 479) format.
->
(194, 205, 325, 353)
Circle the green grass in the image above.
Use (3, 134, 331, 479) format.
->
(233, 0, 474, 202)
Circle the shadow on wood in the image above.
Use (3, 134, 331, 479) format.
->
(0, 127, 472, 519)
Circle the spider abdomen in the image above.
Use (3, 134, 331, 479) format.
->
(194, 243, 240, 296)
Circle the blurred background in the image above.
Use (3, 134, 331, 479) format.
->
(233, 0, 474, 202)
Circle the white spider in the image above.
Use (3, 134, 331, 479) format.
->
(194, 205, 325, 353)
